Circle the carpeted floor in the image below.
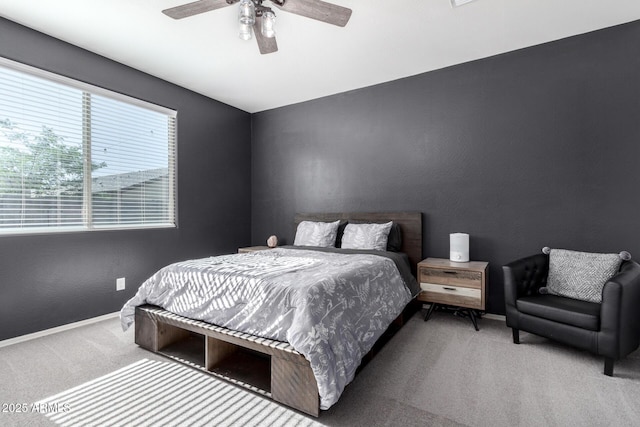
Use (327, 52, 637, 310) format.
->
(34, 358, 322, 427)
(1, 310, 639, 426)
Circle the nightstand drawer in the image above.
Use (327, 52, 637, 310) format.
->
(419, 283, 482, 309)
(420, 282, 481, 298)
(419, 268, 482, 288)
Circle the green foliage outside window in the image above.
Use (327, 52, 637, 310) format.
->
(0, 118, 106, 198)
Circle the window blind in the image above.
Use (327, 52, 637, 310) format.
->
(0, 58, 176, 234)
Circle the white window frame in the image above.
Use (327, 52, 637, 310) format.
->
(0, 57, 178, 235)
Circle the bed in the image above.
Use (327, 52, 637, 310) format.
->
(120, 212, 422, 417)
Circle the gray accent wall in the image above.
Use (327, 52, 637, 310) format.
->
(2, 16, 639, 338)
(251, 20, 640, 314)
(0, 19, 251, 340)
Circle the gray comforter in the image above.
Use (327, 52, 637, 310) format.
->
(120, 247, 413, 409)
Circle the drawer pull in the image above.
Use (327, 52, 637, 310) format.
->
(443, 287, 457, 291)
(444, 271, 457, 275)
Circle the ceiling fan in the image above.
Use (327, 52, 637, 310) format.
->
(162, 0, 353, 55)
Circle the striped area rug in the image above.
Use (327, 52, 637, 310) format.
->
(36, 359, 321, 427)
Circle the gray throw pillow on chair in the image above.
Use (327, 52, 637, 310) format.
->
(545, 248, 623, 303)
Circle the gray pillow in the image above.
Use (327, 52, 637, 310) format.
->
(546, 249, 622, 303)
(341, 221, 393, 251)
(293, 220, 340, 247)
(386, 222, 403, 252)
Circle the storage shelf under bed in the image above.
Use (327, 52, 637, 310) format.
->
(134, 305, 319, 416)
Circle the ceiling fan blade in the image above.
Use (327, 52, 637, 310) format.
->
(162, 0, 232, 19)
(273, 0, 352, 27)
(253, 18, 278, 54)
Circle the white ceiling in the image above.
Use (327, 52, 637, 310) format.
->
(2, 0, 640, 113)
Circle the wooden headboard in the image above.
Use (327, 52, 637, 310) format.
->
(294, 212, 423, 274)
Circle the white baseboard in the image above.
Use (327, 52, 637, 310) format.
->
(482, 313, 506, 321)
(0, 311, 120, 349)
(0, 307, 506, 349)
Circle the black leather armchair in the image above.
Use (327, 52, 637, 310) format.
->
(503, 253, 640, 376)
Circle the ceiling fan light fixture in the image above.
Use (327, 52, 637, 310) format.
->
(239, 0, 256, 25)
(239, 22, 253, 40)
(238, 0, 256, 40)
(261, 11, 276, 38)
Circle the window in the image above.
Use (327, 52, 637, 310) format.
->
(0, 58, 177, 234)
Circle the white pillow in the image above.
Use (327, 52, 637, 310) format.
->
(341, 221, 393, 251)
(293, 220, 340, 247)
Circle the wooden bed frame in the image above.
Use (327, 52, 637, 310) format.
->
(134, 211, 422, 417)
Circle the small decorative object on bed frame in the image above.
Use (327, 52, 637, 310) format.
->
(133, 212, 422, 417)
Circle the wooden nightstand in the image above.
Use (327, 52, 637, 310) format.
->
(238, 246, 272, 253)
(417, 257, 488, 330)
